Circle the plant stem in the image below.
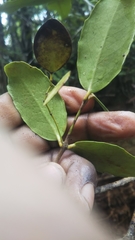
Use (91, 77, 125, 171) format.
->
(65, 92, 90, 139)
(55, 92, 92, 162)
(55, 140, 68, 162)
(55, 92, 109, 162)
(50, 73, 53, 81)
(93, 93, 109, 111)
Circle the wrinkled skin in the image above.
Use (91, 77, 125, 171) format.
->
(0, 86, 135, 210)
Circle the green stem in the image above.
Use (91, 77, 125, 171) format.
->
(65, 92, 92, 141)
(55, 92, 109, 162)
(92, 93, 109, 111)
(68, 143, 75, 150)
(50, 73, 53, 81)
(55, 92, 93, 162)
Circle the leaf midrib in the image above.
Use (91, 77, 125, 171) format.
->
(88, 1, 120, 93)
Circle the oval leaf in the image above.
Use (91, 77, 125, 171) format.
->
(71, 141, 135, 177)
(77, 0, 135, 93)
(34, 19, 72, 73)
(5, 61, 67, 142)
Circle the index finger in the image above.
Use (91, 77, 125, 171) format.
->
(59, 86, 94, 114)
(0, 86, 94, 129)
(67, 111, 135, 143)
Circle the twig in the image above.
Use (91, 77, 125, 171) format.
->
(55, 92, 92, 162)
(126, 209, 135, 239)
(97, 178, 135, 240)
(117, 209, 135, 240)
(96, 177, 135, 194)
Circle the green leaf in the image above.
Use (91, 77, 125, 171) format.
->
(70, 141, 135, 177)
(44, 71, 70, 105)
(5, 61, 67, 143)
(77, 0, 135, 94)
(47, 0, 71, 19)
(0, 0, 71, 18)
(0, 0, 47, 12)
(34, 19, 72, 73)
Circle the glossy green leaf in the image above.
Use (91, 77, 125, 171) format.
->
(70, 141, 135, 177)
(5, 61, 67, 142)
(0, 0, 71, 18)
(77, 0, 135, 94)
(34, 19, 72, 73)
(44, 71, 70, 105)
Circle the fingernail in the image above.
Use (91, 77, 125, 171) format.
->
(81, 183, 95, 210)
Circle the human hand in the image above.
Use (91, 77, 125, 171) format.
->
(0, 127, 113, 240)
(0, 87, 96, 210)
(59, 87, 135, 143)
(1, 86, 135, 210)
(1, 86, 134, 240)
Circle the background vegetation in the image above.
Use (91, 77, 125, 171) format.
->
(0, 0, 135, 113)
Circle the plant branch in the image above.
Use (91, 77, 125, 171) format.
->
(117, 209, 135, 240)
(96, 177, 135, 194)
(66, 92, 92, 140)
(55, 92, 92, 162)
(126, 209, 135, 239)
(55, 92, 109, 162)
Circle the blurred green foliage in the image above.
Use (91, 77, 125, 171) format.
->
(0, 0, 135, 113)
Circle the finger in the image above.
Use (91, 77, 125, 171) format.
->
(0, 129, 112, 240)
(39, 162, 66, 186)
(0, 88, 94, 130)
(10, 125, 50, 154)
(0, 92, 23, 129)
(59, 86, 94, 114)
(50, 149, 97, 210)
(0, 93, 57, 153)
(67, 111, 135, 142)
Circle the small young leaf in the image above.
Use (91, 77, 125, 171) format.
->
(44, 71, 70, 105)
(5, 61, 67, 142)
(70, 141, 135, 177)
(77, 0, 135, 94)
(34, 19, 72, 73)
